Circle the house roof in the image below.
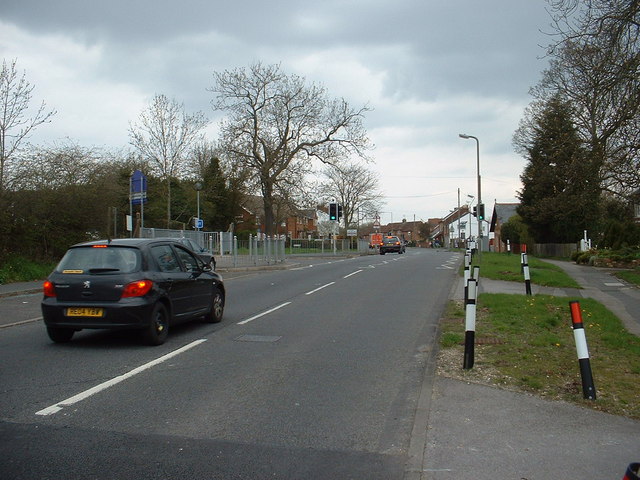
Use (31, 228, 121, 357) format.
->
(490, 203, 519, 232)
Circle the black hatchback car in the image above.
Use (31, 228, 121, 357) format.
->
(379, 235, 406, 255)
(174, 237, 216, 269)
(41, 238, 225, 345)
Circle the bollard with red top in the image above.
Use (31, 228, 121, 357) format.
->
(569, 301, 596, 400)
(622, 463, 640, 480)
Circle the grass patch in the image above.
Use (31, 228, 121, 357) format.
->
(0, 256, 57, 284)
(439, 294, 640, 419)
(464, 251, 580, 288)
(613, 269, 640, 287)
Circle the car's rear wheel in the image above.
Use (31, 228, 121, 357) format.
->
(142, 303, 169, 345)
(204, 286, 224, 323)
(47, 326, 75, 343)
(380, 250, 386, 255)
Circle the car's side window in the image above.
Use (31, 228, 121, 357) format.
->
(152, 245, 181, 273)
(175, 246, 200, 273)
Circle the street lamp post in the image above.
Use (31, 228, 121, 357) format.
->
(459, 133, 482, 250)
(194, 181, 203, 230)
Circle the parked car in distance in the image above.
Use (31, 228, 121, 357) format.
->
(41, 238, 225, 346)
(379, 235, 406, 255)
(174, 237, 216, 269)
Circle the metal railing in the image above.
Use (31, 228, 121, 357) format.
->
(140, 228, 372, 269)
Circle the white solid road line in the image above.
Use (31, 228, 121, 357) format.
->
(305, 282, 335, 295)
(237, 302, 292, 325)
(35, 339, 207, 416)
(343, 270, 363, 279)
(0, 316, 42, 329)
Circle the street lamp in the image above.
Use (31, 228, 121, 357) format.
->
(459, 133, 482, 249)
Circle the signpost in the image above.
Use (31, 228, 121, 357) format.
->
(129, 170, 148, 236)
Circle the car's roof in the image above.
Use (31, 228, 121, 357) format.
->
(71, 238, 183, 248)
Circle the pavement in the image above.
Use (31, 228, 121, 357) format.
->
(1, 259, 639, 479)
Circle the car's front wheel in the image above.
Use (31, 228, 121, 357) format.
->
(204, 286, 224, 323)
(47, 326, 75, 343)
(142, 303, 169, 345)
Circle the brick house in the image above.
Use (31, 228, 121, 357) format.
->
(489, 202, 519, 252)
(234, 195, 318, 238)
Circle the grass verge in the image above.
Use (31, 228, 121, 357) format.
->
(0, 256, 57, 284)
(441, 252, 640, 419)
(467, 251, 580, 288)
(613, 269, 640, 287)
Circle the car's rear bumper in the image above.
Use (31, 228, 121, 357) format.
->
(41, 298, 156, 330)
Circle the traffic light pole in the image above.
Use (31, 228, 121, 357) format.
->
(329, 203, 337, 221)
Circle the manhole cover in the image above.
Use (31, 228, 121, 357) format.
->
(234, 334, 282, 343)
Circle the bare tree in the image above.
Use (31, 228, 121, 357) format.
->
(129, 94, 208, 227)
(209, 62, 372, 235)
(321, 162, 384, 228)
(11, 140, 101, 190)
(0, 58, 56, 193)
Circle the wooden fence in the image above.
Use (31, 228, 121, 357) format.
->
(530, 243, 578, 258)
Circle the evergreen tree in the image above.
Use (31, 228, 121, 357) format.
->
(516, 95, 601, 243)
(200, 156, 237, 231)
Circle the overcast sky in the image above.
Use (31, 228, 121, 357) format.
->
(1, 0, 554, 228)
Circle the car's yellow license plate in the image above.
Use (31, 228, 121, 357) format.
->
(66, 307, 104, 317)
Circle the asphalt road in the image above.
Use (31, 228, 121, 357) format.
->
(0, 249, 460, 480)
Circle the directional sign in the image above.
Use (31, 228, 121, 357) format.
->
(130, 170, 148, 205)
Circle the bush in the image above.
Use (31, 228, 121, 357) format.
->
(574, 249, 597, 264)
(573, 247, 640, 266)
(0, 256, 57, 284)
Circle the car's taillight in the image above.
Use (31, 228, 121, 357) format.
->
(121, 280, 153, 298)
(43, 281, 56, 297)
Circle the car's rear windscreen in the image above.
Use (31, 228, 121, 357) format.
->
(56, 246, 141, 274)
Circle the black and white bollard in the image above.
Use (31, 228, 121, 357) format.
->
(522, 253, 532, 295)
(463, 279, 477, 369)
(569, 301, 597, 400)
(464, 253, 471, 303)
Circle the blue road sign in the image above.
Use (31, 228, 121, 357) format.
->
(130, 170, 148, 205)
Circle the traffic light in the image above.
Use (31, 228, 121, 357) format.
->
(329, 203, 337, 221)
(478, 203, 485, 221)
(472, 206, 477, 218)
(337, 204, 343, 220)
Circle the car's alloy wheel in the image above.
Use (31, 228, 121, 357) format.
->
(47, 326, 75, 343)
(142, 303, 169, 345)
(204, 286, 224, 323)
